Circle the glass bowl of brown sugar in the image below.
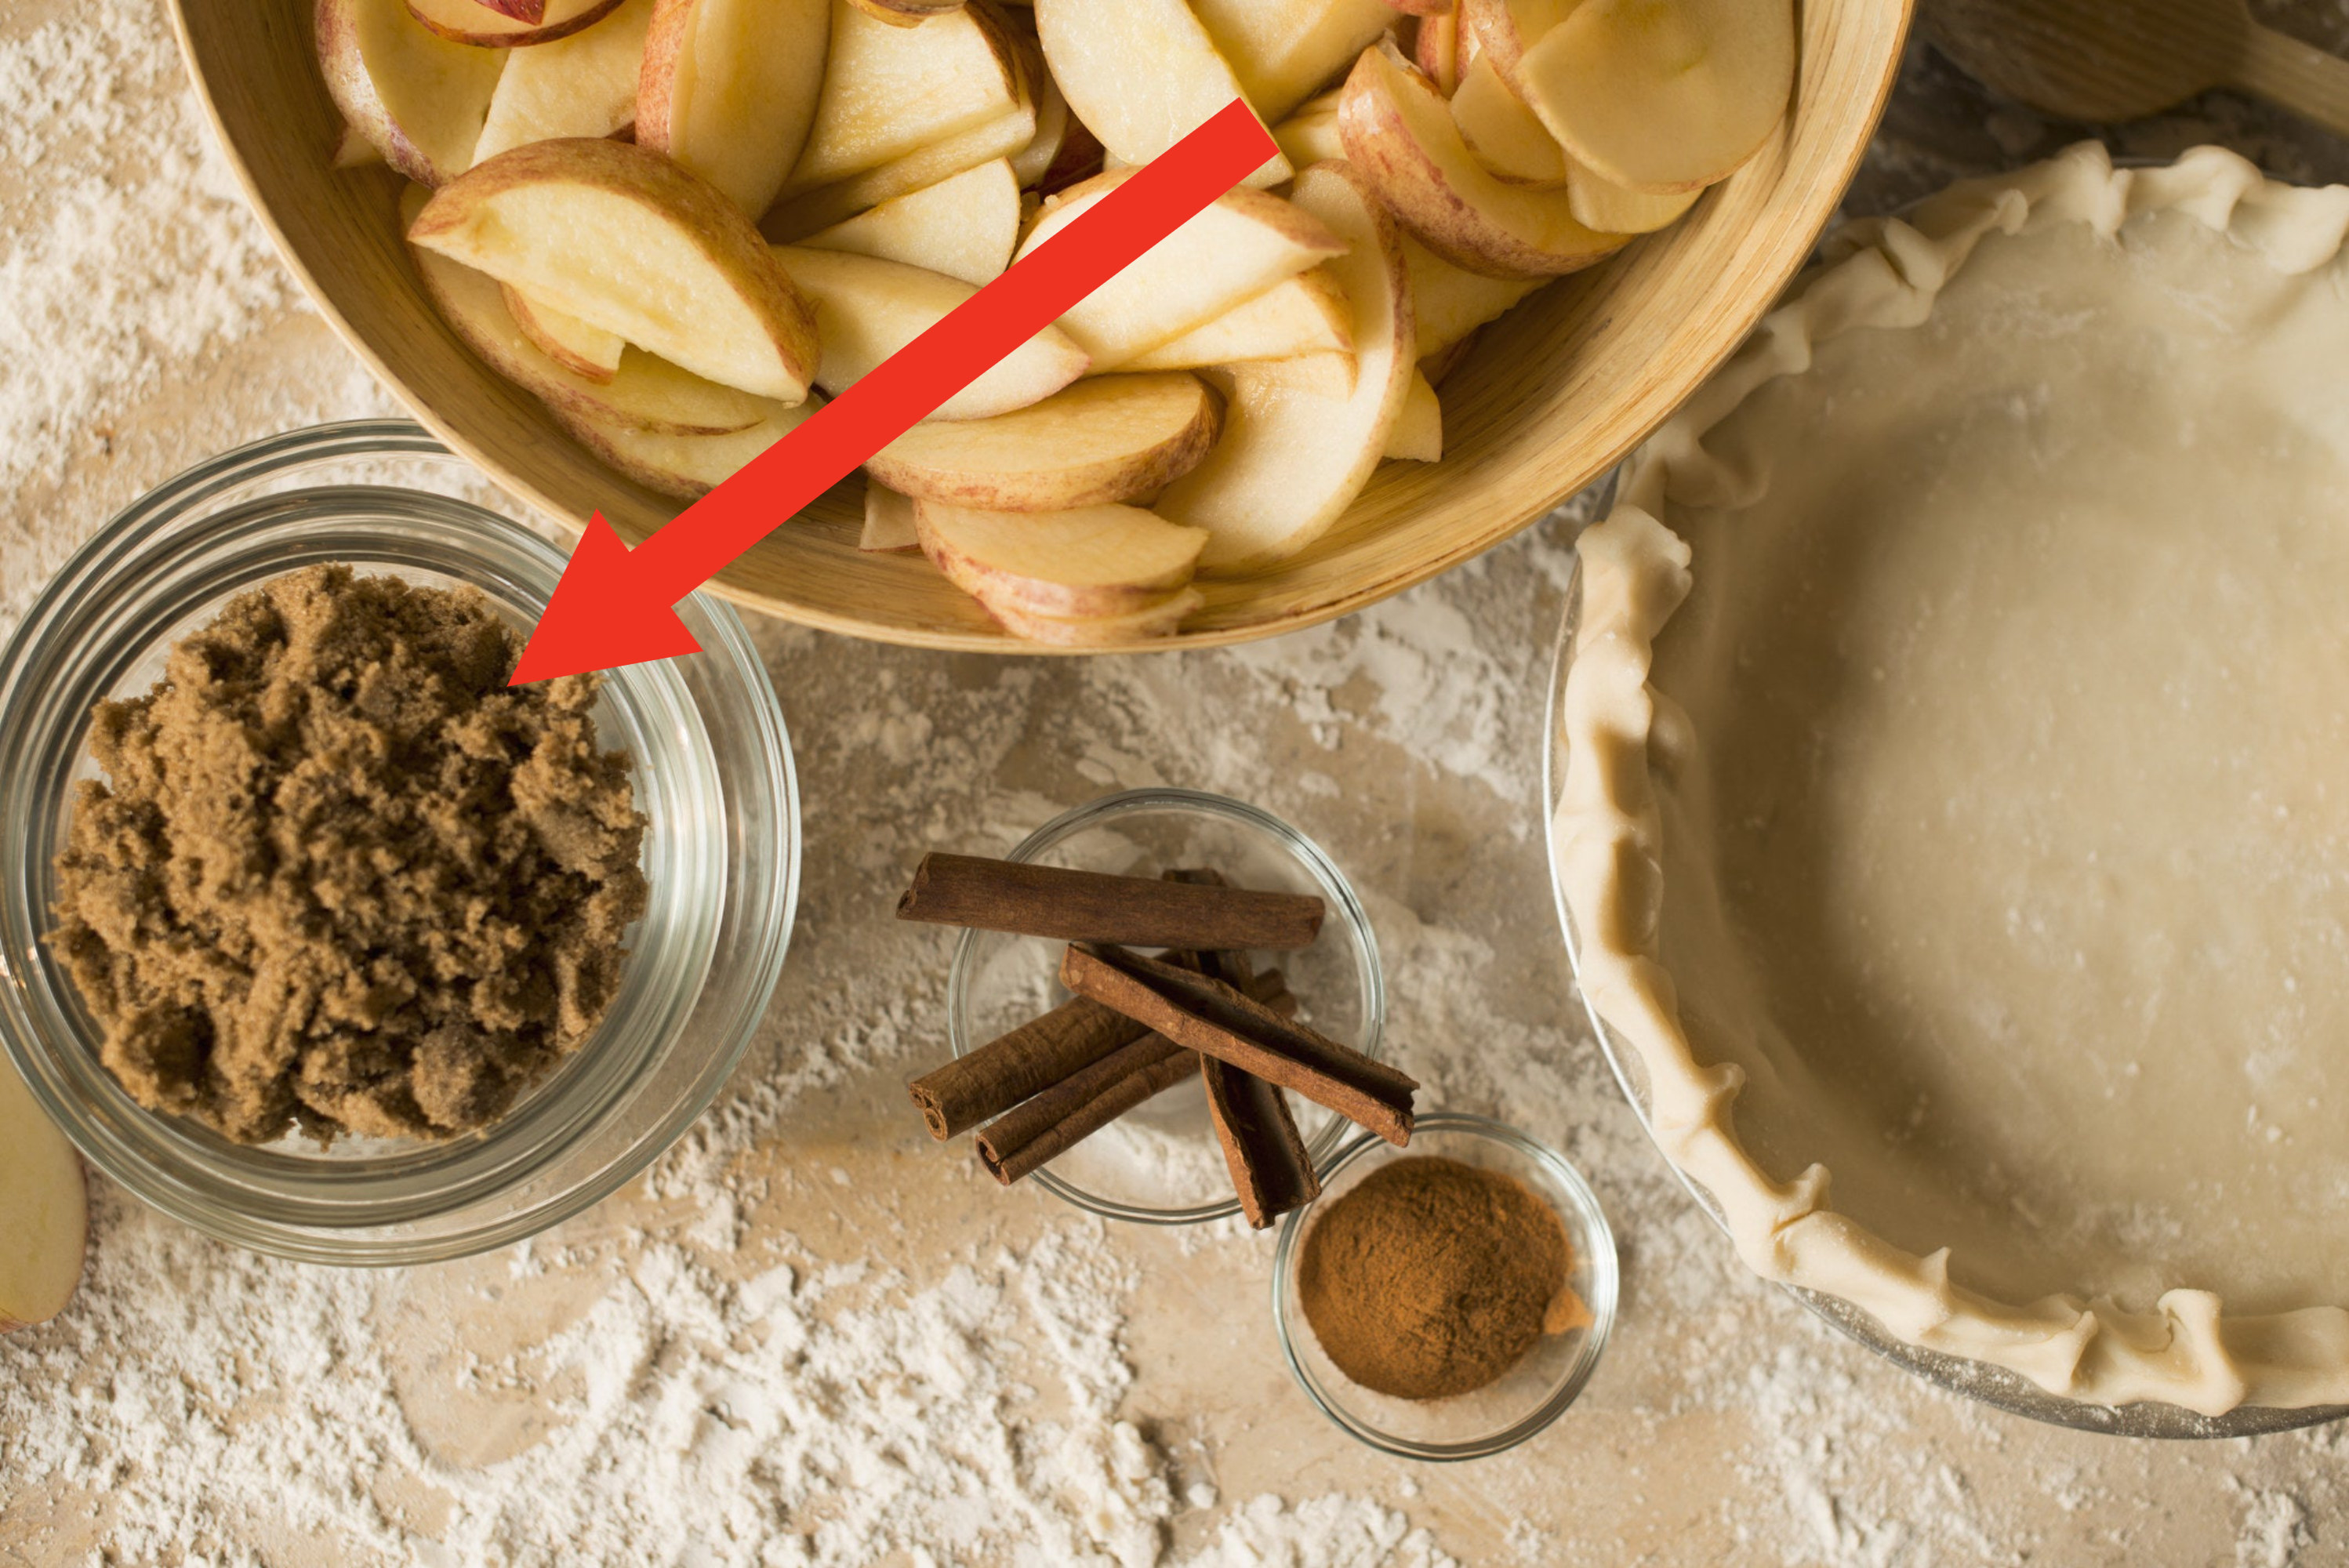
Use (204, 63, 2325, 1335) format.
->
(0, 422, 797, 1265)
(1270, 1112, 1619, 1461)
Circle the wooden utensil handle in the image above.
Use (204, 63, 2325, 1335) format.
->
(2233, 24, 2349, 140)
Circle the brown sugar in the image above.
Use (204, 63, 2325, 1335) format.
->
(47, 564, 649, 1145)
(1297, 1155, 1580, 1400)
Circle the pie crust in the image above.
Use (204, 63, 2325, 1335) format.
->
(1554, 143, 2349, 1415)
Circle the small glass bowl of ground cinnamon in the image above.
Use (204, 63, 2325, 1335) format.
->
(1272, 1112, 1618, 1460)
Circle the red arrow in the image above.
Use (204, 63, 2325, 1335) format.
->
(509, 100, 1276, 685)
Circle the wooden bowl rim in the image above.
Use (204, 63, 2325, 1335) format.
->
(164, 0, 1915, 654)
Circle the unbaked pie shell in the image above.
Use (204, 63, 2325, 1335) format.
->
(1554, 143, 2349, 1416)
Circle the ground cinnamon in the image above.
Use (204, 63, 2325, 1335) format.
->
(1297, 1156, 1579, 1400)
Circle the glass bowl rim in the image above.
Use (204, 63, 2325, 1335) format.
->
(943, 785, 1386, 1226)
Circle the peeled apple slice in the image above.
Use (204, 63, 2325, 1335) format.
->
(0, 1059, 86, 1335)
(1515, 0, 1795, 193)
(1565, 158, 1701, 234)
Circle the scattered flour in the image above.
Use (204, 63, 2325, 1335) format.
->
(0, 5, 293, 487)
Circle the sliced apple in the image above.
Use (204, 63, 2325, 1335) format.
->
(862, 481, 921, 550)
(1567, 157, 1700, 232)
(1414, 6, 1462, 92)
(411, 138, 819, 401)
(637, 0, 830, 217)
(407, 0, 624, 46)
(1450, 53, 1567, 186)
(1420, 328, 1476, 385)
(1037, 106, 1105, 195)
(502, 282, 625, 379)
(405, 188, 777, 431)
(478, 0, 550, 19)
(802, 158, 1019, 285)
(778, 0, 1022, 196)
(1515, 0, 1793, 192)
(318, 0, 508, 184)
(0, 1061, 85, 1336)
(978, 584, 1203, 644)
(915, 500, 1207, 616)
(332, 122, 387, 169)
(775, 245, 1086, 418)
(553, 394, 824, 498)
(867, 372, 1217, 510)
(1403, 232, 1540, 355)
(1339, 40, 1625, 278)
(764, 98, 1036, 239)
(1189, 0, 1397, 122)
(1033, 0, 1289, 188)
(473, 0, 652, 162)
(1384, 367, 1441, 459)
(847, 0, 963, 22)
(1008, 53, 1071, 187)
(1155, 162, 1412, 570)
(1271, 92, 1345, 169)
(1016, 172, 1345, 368)
(1458, 0, 1581, 80)
(1124, 267, 1352, 372)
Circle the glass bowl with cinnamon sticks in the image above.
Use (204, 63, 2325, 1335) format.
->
(1270, 1113, 1619, 1461)
(931, 789, 1386, 1226)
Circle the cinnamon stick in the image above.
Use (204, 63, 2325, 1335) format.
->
(974, 964, 1298, 1185)
(1202, 1057, 1321, 1228)
(975, 1036, 1196, 1185)
(1171, 872, 1323, 1229)
(897, 853, 1325, 951)
(1060, 943, 1417, 1146)
(911, 943, 1222, 1139)
(908, 996, 1150, 1141)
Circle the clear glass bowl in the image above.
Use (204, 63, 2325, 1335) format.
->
(1270, 1113, 1618, 1461)
(1541, 548, 2348, 1439)
(0, 420, 799, 1265)
(944, 788, 1384, 1225)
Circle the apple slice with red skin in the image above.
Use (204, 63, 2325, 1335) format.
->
(408, 0, 624, 46)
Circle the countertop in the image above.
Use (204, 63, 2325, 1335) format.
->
(5, 2, 2349, 1563)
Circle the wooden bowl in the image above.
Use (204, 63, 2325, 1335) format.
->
(169, 0, 1912, 652)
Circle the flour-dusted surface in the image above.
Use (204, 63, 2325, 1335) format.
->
(6, 2, 2349, 1563)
